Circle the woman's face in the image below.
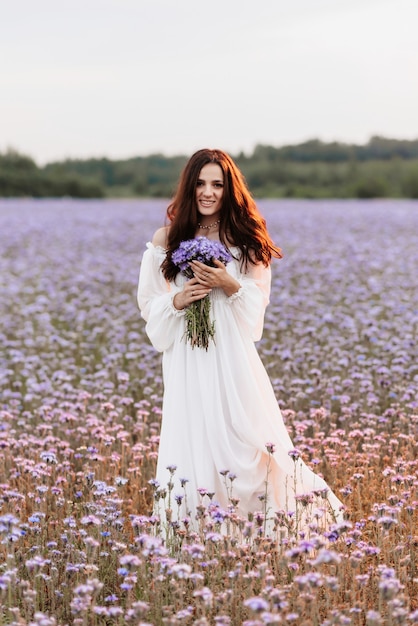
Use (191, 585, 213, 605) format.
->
(195, 163, 224, 218)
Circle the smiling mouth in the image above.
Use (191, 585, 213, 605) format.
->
(200, 200, 214, 206)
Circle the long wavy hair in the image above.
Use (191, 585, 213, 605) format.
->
(161, 148, 282, 281)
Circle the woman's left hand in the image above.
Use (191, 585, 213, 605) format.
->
(190, 259, 240, 297)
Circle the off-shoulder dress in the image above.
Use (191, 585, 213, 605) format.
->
(137, 242, 344, 531)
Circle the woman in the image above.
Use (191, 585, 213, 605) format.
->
(138, 149, 344, 535)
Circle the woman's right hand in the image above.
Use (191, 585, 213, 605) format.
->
(173, 277, 212, 310)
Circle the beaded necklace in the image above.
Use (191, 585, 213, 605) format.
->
(197, 219, 220, 230)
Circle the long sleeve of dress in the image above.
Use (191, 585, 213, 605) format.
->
(227, 261, 271, 342)
(137, 243, 185, 352)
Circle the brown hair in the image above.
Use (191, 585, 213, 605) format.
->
(161, 148, 282, 280)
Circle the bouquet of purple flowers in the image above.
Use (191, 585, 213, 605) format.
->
(171, 237, 232, 350)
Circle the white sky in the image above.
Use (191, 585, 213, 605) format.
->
(1, 0, 417, 164)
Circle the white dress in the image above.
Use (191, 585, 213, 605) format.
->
(137, 242, 344, 533)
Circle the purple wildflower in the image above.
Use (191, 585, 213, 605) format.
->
(288, 448, 301, 461)
(244, 596, 270, 613)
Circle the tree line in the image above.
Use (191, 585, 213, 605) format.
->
(1, 136, 418, 199)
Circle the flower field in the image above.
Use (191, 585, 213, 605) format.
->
(0, 198, 417, 625)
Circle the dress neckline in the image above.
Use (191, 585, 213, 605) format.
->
(147, 241, 240, 254)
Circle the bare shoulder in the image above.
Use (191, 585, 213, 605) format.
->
(152, 226, 170, 248)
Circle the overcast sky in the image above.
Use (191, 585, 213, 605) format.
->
(1, 0, 417, 164)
